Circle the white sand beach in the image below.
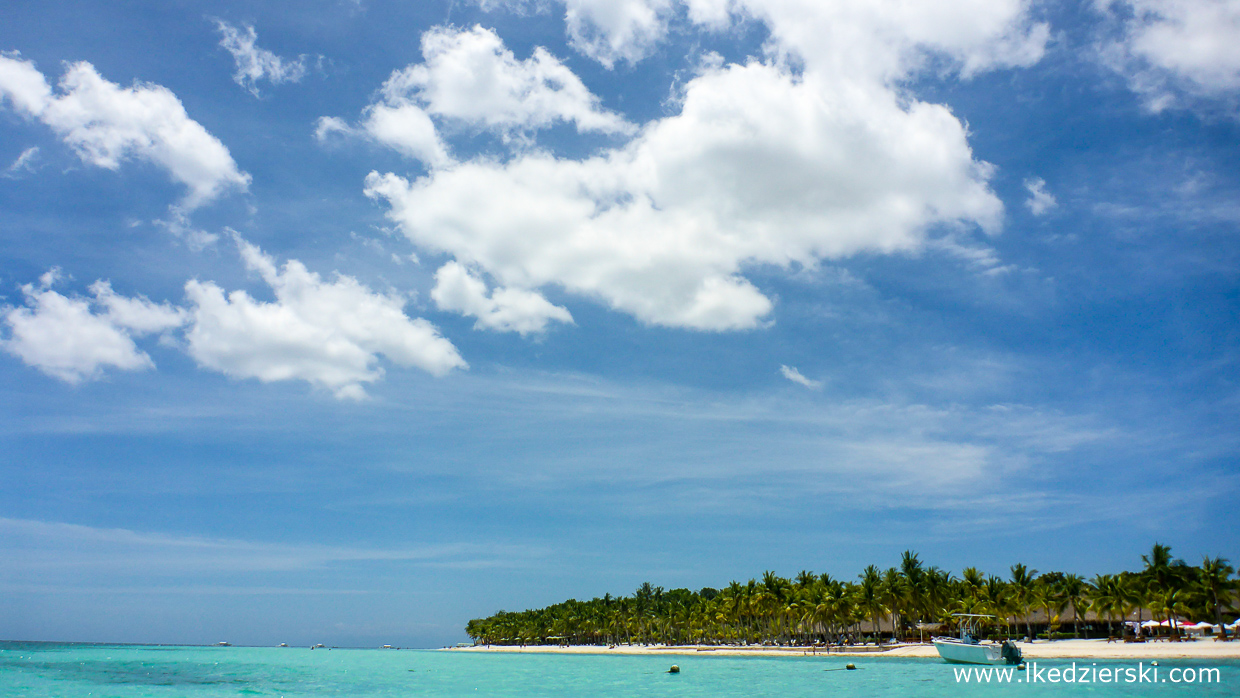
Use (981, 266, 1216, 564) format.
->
(450, 639, 1240, 660)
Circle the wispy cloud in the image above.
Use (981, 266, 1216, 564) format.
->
(779, 364, 822, 389)
(3, 145, 39, 177)
(213, 20, 310, 96)
(1024, 176, 1057, 215)
(0, 517, 546, 577)
(0, 584, 379, 595)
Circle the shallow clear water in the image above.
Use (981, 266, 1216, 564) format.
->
(2, 642, 1237, 697)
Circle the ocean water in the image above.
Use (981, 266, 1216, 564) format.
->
(2, 642, 1237, 697)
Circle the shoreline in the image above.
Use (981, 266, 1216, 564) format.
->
(448, 638, 1240, 660)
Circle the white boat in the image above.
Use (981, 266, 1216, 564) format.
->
(932, 614, 1022, 665)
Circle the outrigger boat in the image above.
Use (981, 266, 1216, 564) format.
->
(932, 614, 1022, 665)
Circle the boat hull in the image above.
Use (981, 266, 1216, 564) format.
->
(933, 638, 1009, 665)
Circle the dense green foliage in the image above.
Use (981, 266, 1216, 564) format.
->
(465, 545, 1237, 646)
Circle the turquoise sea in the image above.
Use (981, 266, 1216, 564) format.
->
(2, 642, 1238, 697)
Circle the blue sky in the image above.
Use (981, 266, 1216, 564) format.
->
(1, 0, 1238, 647)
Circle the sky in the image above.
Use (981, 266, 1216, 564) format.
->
(0, 0, 1238, 648)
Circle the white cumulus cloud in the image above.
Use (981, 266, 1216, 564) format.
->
(471, 0, 672, 67)
(431, 261, 573, 335)
(0, 53, 250, 210)
(183, 236, 466, 399)
(1, 273, 185, 383)
(723, 0, 1048, 80)
(357, 103, 452, 167)
(364, 63, 1004, 330)
(1098, 0, 1240, 110)
(564, 0, 672, 68)
(322, 25, 631, 167)
(482, 0, 1046, 73)
(359, 2, 1044, 331)
(3, 244, 467, 396)
(683, 0, 736, 29)
(1024, 176, 1057, 215)
(214, 20, 310, 96)
(88, 280, 188, 334)
(383, 25, 632, 134)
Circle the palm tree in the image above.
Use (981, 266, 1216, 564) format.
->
(723, 581, 745, 642)
(881, 567, 905, 641)
(961, 567, 985, 602)
(983, 575, 1014, 636)
(1197, 556, 1235, 639)
(1141, 544, 1194, 637)
(1059, 574, 1089, 638)
(1142, 544, 1173, 582)
(1009, 563, 1038, 640)
(759, 571, 790, 642)
(1118, 572, 1144, 626)
(795, 570, 816, 590)
(1089, 573, 1120, 637)
(900, 551, 925, 614)
(858, 565, 885, 641)
(1149, 586, 1191, 638)
(461, 543, 1229, 648)
(923, 567, 953, 635)
(1033, 573, 1065, 640)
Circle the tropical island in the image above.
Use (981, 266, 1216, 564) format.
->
(463, 545, 1237, 656)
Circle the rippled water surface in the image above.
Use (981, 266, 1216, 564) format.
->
(2, 642, 1237, 697)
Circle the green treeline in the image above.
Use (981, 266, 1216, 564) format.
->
(465, 544, 1237, 646)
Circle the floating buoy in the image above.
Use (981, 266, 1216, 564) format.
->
(1151, 661, 1159, 667)
(845, 664, 856, 671)
(668, 665, 680, 674)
